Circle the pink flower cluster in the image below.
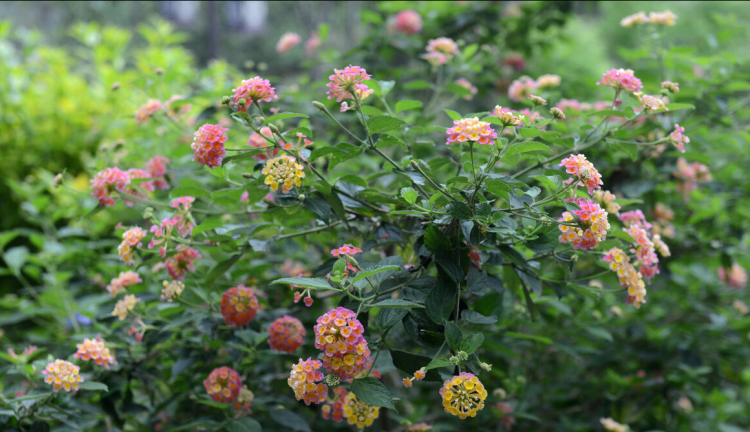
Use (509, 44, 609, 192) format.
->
(558, 197, 610, 251)
(276, 32, 301, 54)
(674, 157, 711, 200)
(331, 244, 363, 257)
(718, 263, 748, 289)
(149, 217, 177, 258)
(91, 167, 131, 207)
(291, 272, 314, 307)
(454, 78, 478, 100)
(288, 358, 328, 405)
(422, 37, 459, 66)
(508, 76, 538, 102)
(669, 124, 689, 153)
(327, 65, 373, 104)
(118, 227, 146, 265)
(106, 271, 142, 296)
(121, 169, 155, 207)
(192, 124, 229, 169)
(596, 68, 643, 93)
(559, 154, 603, 195)
(314, 307, 371, 380)
(305, 31, 321, 54)
(635, 92, 668, 112)
(603, 248, 647, 308)
(165, 246, 201, 280)
(135, 99, 163, 124)
(626, 225, 660, 282)
(147, 156, 170, 190)
(390, 10, 422, 34)
(231, 77, 278, 112)
(446, 118, 498, 145)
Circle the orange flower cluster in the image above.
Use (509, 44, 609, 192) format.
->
(220, 286, 259, 326)
(313, 307, 371, 380)
(287, 358, 328, 405)
(268, 315, 306, 353)
(73, 336, 117, 370)
(204, 366, 243, 403)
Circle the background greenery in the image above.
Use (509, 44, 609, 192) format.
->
(1, 1, 749, 431)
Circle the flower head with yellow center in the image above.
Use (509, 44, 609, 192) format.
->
(43, 359, 83, 393)
(191, 124, 229, 168)
(560, 154, 603, 195)
(220, 285, 259, 326)
(288, 358, 328, 405)
(268, 315, 306, 353)
(91, 167, 131, 207)
(314, 307, 371, 380)
(113, 294, 139, 320)
(204, 366, 243, 403)
(635, 92, 668, 112)
(231, 77, 278, 112)
(343, 391, 380, 428)
(165, 246, 201, 280)
(161, 280, 185, 302)
(106, 271, 142, 296)
(135, 99, 163, 124)
(603, 248, 647, 308)
(558, 197, 610, 251)
(446, 117, 498, 146)
(262, 154, 305, 193)
(439, 372, 488, 419)
(74, 336, 116, 369)
(326, 65, 373, 103)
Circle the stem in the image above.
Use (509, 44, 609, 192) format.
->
(274, 217, 355, 241)
(409, 161, 460, 202)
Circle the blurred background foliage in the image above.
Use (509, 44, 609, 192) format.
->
(1, 1, 750, 431)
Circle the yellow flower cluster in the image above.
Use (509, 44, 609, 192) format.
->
(603, 248, 647, 308)
(113, 294, 139, 320)
(439, 372, 488, 419)
(262, 154, 305, 193)
(42, 359, 84, 393)
(161, 280, 185, 302)
(73, 336, 117, 370)
(343, 392, 380, 428)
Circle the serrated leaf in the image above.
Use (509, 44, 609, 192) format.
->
(302, 197, 331, 222)
(370, 299, 424, 309)
(378, 134, 408, 151)
(377, 308, 408, 331)
(263, 112, 309, 125)
(400, 187, 418, 204)
(424, 225, 451, 252)
(350, 377, 395, 409)
(485, 178, 512, 201)
(271, 277, 333, 290)
(461, 310, 498, 325)
(444, 321, 464, 351)
(395, 99, 423, 112)
(461, 332, 484, 354)
(227, 418, 262, 432)
(425, 280, 455, 324)
(352, 265, 401, 283)
(504, 141, 550, 156)
(367, 115, 407, 134)
(436, 258, 464, 283)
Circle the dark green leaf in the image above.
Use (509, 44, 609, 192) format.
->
(424, 225, 451, 252)
(263, 112, 309, 125)
(370, 299, 424, 309)
(302, 197, 331, 222)
(79, 381, 108, 392)
(425, 358, 453, 370)
(485, 179, 512, 200)
(378, 134, 408, 151)
(377, 308, 408, 331)
(461, 332, 484, 354)
(389, 350, 442, 382)
(271, 277, 333, 290)
(367, 115, 407, 134)
(205, 254, 242, 289)
(436, 258, 464, 283)
(425, 280, 455, 324)
(448, 202, 472, 220)
(505, 141, 550, 156)
(444, 321, 464, 351)
(461, 310, 498, 325)
(350, 377, 395, 409)
(270, 409, 311, 432)
(227, 418, 262, 432)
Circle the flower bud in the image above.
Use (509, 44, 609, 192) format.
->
(480, 362, 492, 371)
(242, 172, 253, 179)
(528, 95, 547, 106)
(110, 82, 121, 91)
(550, 107, 566, 120)
(268, 124, 281, 136)
(238, 98, 247, 106)
(661, 81, 680, 94)
(143, 207, 154, 220)
(516, 376, 526, 384)
(221, 95, 231, 105)
(579, 168, 591, 180)
(324, 374, 341, 387)
(493, 388, 507, 400)
(298, 194, 306, 201)
(400, 420, 413, 427)
(449, 356, 459, 365)
(154, 67, 165, 75)
(457, 351, 469, 361)
(571, 254, 578, 262)
(312, 101, 327, 111)
(493, 106, 521, 126)
(53, 173, 63, 188)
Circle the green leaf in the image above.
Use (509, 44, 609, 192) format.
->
(444, 109, 462, 121)
(377, 308, 408, 331)
(361, 105, 384, 116)
(585, 327, 613, 342)
(504, 141, 550, 156)
(424, 225, 451, 252)
(525, 232, 559, 254)
(425, 280, 455, 324)
(79, 381, 108, 392)
(350, 377, 396, 409)
(665, 103, 695, 111)
(269, 409, 311, 432)
(271, 277, 333, 290)
(436, 258, 464, 284)
(172, 186, 209, 198)
(447, 202, 471, 220)
(227, 418, 262, 432)
(389, 350, 442, 382)
(611, 142, 638, 161)
(531, 175, 562, 192)
(444, 322, 464, 351)
(404, 80, 431, 90)
(395, 99, 423, 112)
(446, 82, 474, 98)
(367, 115, 407, 134)
(370, 299, 424, 309)
(425, 358, 453, 370)
(222, 149, 267, 165)
(505, 331, 552, 345)
(263, 112, 309, 125)
(461, 310, 498, 325)
(520, 282, 539, 322)
(461, 332, 484, 354)
(302, 197, 331, 222)
(590, 109, 627, 118)
(485, 178, 512, 200)
(378, 134, 408, 151)
(352, 265, 401, 283)
(400, 187, 418, 204)
(192, 219, 225, 236)
(205, 254, 242, 289)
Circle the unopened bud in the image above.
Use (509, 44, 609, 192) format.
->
(528, 95, 547, 106)
(324, 374, 341, 387)
(493, 388, 507, 400)
(592, 310, 603, 320)
(312, 101, 327, 111)
(550, 107, 566, 120)
(400, 420, 413, 427)
(571, 253, 578, 262)
(257, 62, 268, 71)
(155, 67, 165, 75)
(242, 172, 253, 179)
(143, 207, 154, 220)
(449, 356, 459, 365)
(493, 106, 521, 126)
(579, 168, 591, 180)
(298, 194, 306, 201)
(221, 95, 231, 105)
(480, 362, 492, 371)
(661, 81, 680, 94)
(238, 98, 247, 106)
(53, 173, 63, 188)
(110, 82, 121, 91)
(516, 376, 526, 384)
(268, 124, 281, 136)
(457, 351, 469, 361)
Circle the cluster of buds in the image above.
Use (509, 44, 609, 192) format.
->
(446, 117, 498, 146)
(113, 294, 139, 320)
(536, 74, 561, 88)
(635, 92, 668, 112)
(719, 263, 748, 289)
(594, 190, 621, 215)
(626, 225, 660, 282)
(220, 285, 260, 326)
(528, 95, 547, 106)
(493, 106, 522, 127)
(262, 154, 305, 193)
(164, 246, 201, 280)
(550, 107, 566, 120)
(43, 360, 84, 393)
(171, 196, 196, 237)
(231, 77, 278, 112)
(559, 154, 603, 195)
(276, 32, 301, 54)
(160, 280, 185, 301)
(674, 157, 712, 200)
(106, 271, 142, 296)
(74, 336, 117, 369)
(287, 358, 328, 405)
(402, 368, 427, 388)
(314, 307, 371, 380)
(603, 248, 647, 308)
(268, 315, 306, 353)
(439, 372, 488, 419)
(328, 244, 363, 281)
(422, 37, 460, 66)
(648, 10, 678, 26)
(146, 156, 170, 190)
(204, 366, 243, 403)
(669, 124, 690, 153)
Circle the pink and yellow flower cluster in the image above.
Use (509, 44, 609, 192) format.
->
(446, 118, 498, 146)
(558, 197, 610, 251)
(439, 372, 488, 419)
(314, 307, 371, 380)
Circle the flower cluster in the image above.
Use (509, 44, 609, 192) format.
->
(165, 246, 201, 280)
(121, 168, 156, 207)
(719, 263, 748, 289)
(635, 92, 668, 112)
(596, 68, 643, 93)
(390, 10, 422, 34)
(331, 244, 363, 257)
(118, 227, 146, 265)
(234, 385, 255, 416)
(594, 190, 621, 216)
(422, 37, 459, 66)
(149, 217, 177, 258)
(280, 132, 314, 152)
(247, 126, 279, 160)
(402, 368, 427, 388)
(446, 117, 498, 145)
(106, 271, 142, 296)
(626, 225, 660, 282)
(508, 76, 538, 102)
(74, 336, 116, 369)
(555, 99, 610, 114)
(262, 154, 305, 193)
(619, 209, 652, 231)
(468, 246, 482, 268)
(135, 99, 163, 124)
(669, 124, 690, 153)
(314, 307, 371, 380)
(620, 11, 649, 27)
(674, 157, 711, 199)
(454, 78, 478, 100)
(649, 10, 678, 26)
(91, 167, 131, 207)
(322, 386, 348, 422)
(407, 423, 434, 432)
(439, 372, 488, 419)
(231, 77, 278, 112)
(652, 234, 671, 257)
(113, 294, 139, 320)
(495, 402, 516, 429)
(146, 156, 170, 190)
(603, 248, 647, 308)
(305, 31, 321, 55)
(160, 280, 185, 302)
(268, 315, 306, 353)
(204, 366, 243, 403)
(558, 197, 610, 251)
(559, 154, 603, 194)
(536, 74, 561, 88)
(327, 65, 373, 104)
(343, 392, 380, 428)
(171, 196, 196, 237)
(276, 32, 301, 54)
(652, 202, 676, 238)
(191, 123, 229, 168)
(43, 360, 83, 393)
(287, 358, 328, 405)
(220, 285, 260, 326)
(493, 106, 522, 126)
(601, 417, 628, 432)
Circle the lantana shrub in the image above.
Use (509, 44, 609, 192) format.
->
(2, 3, 750, 432)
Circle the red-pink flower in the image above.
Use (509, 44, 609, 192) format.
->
(135, 99, 163, 124)
(231, 77, 278, 112)
(288, 358, 327, 405)
(718, 263, 748, 289)
(559, 154, 603, 195)
(390, 10, 422, 34)
(192, 124, 228, 168)
(91, 167, 131, 207)
(106, 271, 142, 296)
(422, 38, 459, 66)
(619, 210, 652, 231)
(446, 118, 498, 145)
(268, 315, 306, 353)
(276, 32, 301, 54)
(669, 124, 689, 153)
(305, 31, 321, 54)
(597, 68, 643, 93)
(204, 367, 243, 403)
(314, 307, 371, 380)
(165, 246, 201, 280)
(331, 244, 363, 257)
(327, 65, 373, 103)
(508, 76, 538, 102)
(146, 156, 170, 190)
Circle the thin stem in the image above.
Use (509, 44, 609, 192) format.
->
(409, 161, 460, 202)
(274, 217, 355, 241)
